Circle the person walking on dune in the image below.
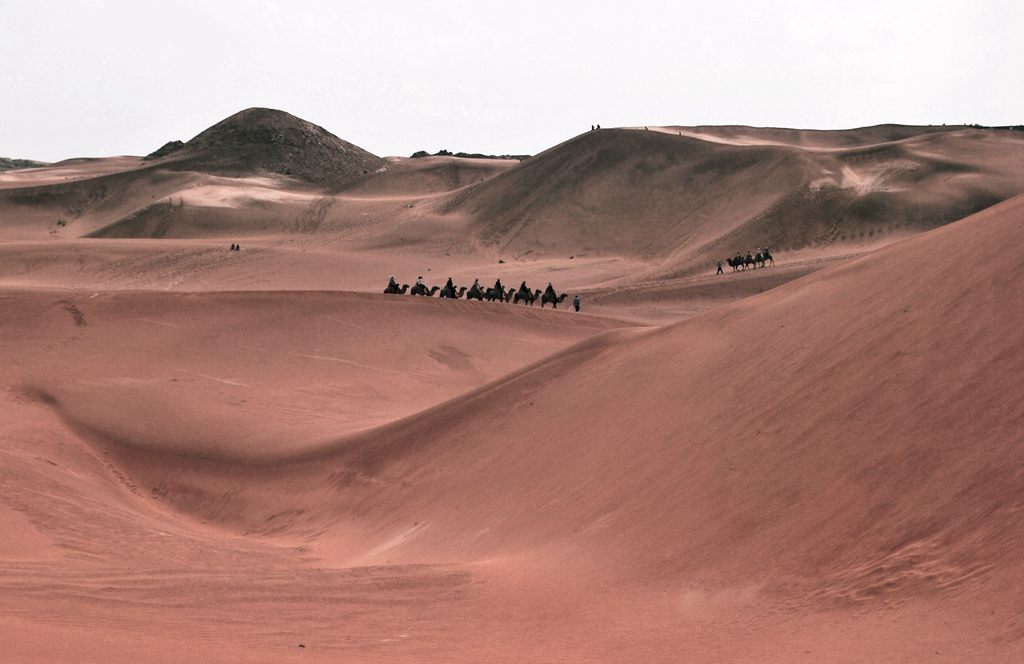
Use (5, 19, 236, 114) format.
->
(573, 295, 581, 312)
(716, 260, 723, 275)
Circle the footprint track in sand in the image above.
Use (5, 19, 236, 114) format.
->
(57, 300, 87, 327)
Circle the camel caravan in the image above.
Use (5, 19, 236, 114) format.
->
(384, 275, 579, 311)
(716, 247, 775, 274)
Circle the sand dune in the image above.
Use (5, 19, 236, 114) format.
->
(4, 114, 1023, 314)
(3, 289, 624, 443)
(54, 196, 1024, 569)
(445, 125, 1024, 278)
(350, 156, 520, 197)
(3, 110, 1024, 661)
(667, 123, 967, 149)
(2, 196, 1022, 661)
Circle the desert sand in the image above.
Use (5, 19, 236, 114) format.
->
(2, 109, 1023, 662)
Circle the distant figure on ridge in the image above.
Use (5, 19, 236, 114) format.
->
(573, 295, 581, 312)
(716, 260, 723, 275)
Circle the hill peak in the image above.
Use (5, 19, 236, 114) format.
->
(153, 107, 385, 189)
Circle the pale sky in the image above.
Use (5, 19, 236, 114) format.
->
(1, 0, 1022, 162)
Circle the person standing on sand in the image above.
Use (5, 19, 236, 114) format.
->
(573, 295, 581, 312)
(716, 260, 723, 275)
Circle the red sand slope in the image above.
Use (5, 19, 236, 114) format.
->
(2, 196, 1021, 661)
(2, 289, 624, 441)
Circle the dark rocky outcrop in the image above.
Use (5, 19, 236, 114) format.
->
(144, 140, 185, 161)
(160, 107, 385, 190)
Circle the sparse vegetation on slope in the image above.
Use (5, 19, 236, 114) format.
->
(0, 157, 50, 171)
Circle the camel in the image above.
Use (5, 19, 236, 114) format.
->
(513, 288, 542, 306)
(484, 286, 515, 302)
(725, 249, 774, 273)
(383, 283, 409, 295)
(439, 285, 467, 299)
(727, 254, 755, 271)
(410, 283, 439, 296)
(465, 283, 486, 300)
(540, 291, 569, 308)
